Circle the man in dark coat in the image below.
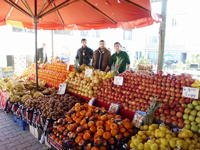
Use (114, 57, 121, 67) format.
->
(75, 39, 93, 66)
(35, 43, 47, 64)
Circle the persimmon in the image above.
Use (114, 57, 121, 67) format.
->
(52, 135, 56, 140)
(105, 125, 111, 131)
(97, 125, 104, 130)
(120, 127, 126, 133)
(80, 110, 86, 116)
(115, 115, 122, 119)
(75, 107, 81, 112)
(110, 123, 117, 130)
(124, 123, 132, 129)
(75, 103, 81, 107)
(123, 132, 130, 138)
(99, 146, 106, 150)
(75, 118, 81, 124)
(86, 112, 92, 117)
(64, 124, 68, 129)
(75, 136, 82, 144)
(83, 124, 89, 130)
(83, 133, 91, 140)
(91, 146, 99, 150)
(94, 134, 101, 140)
(118, 125, 123, 129)
(73, 123, 78, 129)
(127, 129, 133, 134)
(84, 130, 91, 135)
(55, 138, 59, 143)
(80, 119, 87, 126)
(67, 124, 74, 131)
(96, 121, 103, 126)
(76, 112, 81, 117)
(59, 140, 63, 145)
(97, 129, 104, 136)
(122, 118, 130, 125)
(107, 114, 114, 120)
(78, 133, 84, 137)
(88, 121, 95, 127)
(103, 132, 111, 140)
(110, 129, 118, 137)
(107, 120, 114, 125)
(83, 103, 88, 108)
(90, 126, 97, 133)
(101, 115, 107, 121)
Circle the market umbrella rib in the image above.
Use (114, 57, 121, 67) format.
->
(20, 0, 34, 18)
(124, 0, 150, 13)
(5, 0, 18, 20)
(82, 0, 117, 24)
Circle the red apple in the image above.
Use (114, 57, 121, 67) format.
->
(172, 120, 178, 126)
(176, 112, 183, 118)
(165, 118, 172, 124)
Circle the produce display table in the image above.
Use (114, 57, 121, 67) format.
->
(0, 90, 9, 110)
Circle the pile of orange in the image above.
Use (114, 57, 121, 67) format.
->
(50, 103, 134, 150)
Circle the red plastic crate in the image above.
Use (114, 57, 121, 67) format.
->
(48, 134, 63, 150)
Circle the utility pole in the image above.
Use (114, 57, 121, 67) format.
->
(157, 0, 167, 71)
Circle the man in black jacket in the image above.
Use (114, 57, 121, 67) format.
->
(75, 39, 93, 66)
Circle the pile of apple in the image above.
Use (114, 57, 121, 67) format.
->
(96, 70, 196, 128)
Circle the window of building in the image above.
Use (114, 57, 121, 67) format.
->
(135, 51, 142, 60)
(12, 27, 34, 33)
(148, 36, 159, 44)
(171, 15, 187, 27)
(92, 30, 100, 37)
(123, 29, 132, 40)
(80, 30, 90, 37)
(54, 30, 73, 36)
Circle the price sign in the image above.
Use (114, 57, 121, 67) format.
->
(57, 83, 67, 94)
(85, 69, 93, 77)
(108, 103, 120, 114)
(182, 87, 199, 99)
(114, 76, 123, 86)
(88, 98, 95, 106)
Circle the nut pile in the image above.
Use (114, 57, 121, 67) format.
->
(24, 94, 85, 119)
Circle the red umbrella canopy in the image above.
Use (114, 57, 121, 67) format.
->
(0, 0, 161, 30)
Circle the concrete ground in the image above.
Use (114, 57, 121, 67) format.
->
(0, 109, 45, 150)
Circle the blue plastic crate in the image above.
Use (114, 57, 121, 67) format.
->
(13, 115, 28, 130)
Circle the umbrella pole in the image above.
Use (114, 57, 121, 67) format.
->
(157, 0, 167, 72)
(34, 0, 38, 90)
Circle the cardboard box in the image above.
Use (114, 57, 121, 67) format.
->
(29, 125, 43, 140)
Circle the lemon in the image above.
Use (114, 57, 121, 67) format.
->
(186, 130, 193, 137)
(149, 125, 154, 131)
(142, 135, 147, 140)
(133, 140, 140, 146)
(166, 129, 171, 134)
(191, 139, 197, 145)
(130, 143, 135, 149)
(188, 144, 195, 149)
(150, 143, 158, 150)
(182, 142, 189, 150)
(155, 132, 159, 138)
(182, 132, 189, 138)
(171, 133, 176, 137)
(144, 143, 150, 149)
(196, 143, 200, 148)
(193, 134, 198, 139)
(176, 140, 183, 148)
(166, 134, 172, 139)
(140, 126, 144, 131)
(138, 131, 144, 136)
(146, 131, 151, 136)
(161, 139, 168, 146)
(143, 125, 149, 131)
(185, 138, 191, 144)
(159, 144, 166, 150)
(159, 131, 166, 138)
(155, 139, 160, 144)
(151, 131, 155, 136)
(137, 143, 144, 150)
(147, 140, 154, 145)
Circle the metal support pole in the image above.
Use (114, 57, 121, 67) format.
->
(34, 0, 38, 90)
(51, 30, 54, 58)
(157, 0, 167, 71)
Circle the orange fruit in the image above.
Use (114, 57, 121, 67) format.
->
(83, 133, 91, 140)
(75, 107, 81, 112)
(103, 132, 111, 140)
(67, 124, 74, 131)
(97, 129, 104, 136)
(124, 123, 132, 129)
(83, 103, 88, 108)
(120, 128, 126, 133)
(96, 121, 103, 126)
(88, 121, 95, 127)
(127, 129, 133, 134)
(101, 115, 107, 121)
(84, 130, 91, 135)
(90, 126, 97, 133)
(123, 132, 130, 138)
(94, 134, 101, 140)
(107, 115, 114, 120)
(83, 124, 89, 130)
(78, 133, 84, 137)
(80, 120, 87, 126)
(110, 129, 118, 137)
(80, 110, 86, 116)
(91, 146, 99, 150)
(105, 125, 111, 132)
(86, 112, 92, 117)
(59, 140, 63, 145)
(97, 125, 104, 130)
(75, 103, 81, 107)
(110, 123, 118, 130)
(122, 118, 130, 125)
(107, 120, 114, 125)
(115, 115, 122, 119)
(75, 118, 81, 124)
(99, 146, 106, 150)
(75, 136, 82, 143)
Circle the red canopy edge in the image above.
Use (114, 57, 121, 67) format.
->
(2, 14, 161, 30)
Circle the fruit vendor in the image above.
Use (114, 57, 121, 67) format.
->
(105, 42, 130, 73)
(75, 38, 94, 66)
(35, 43, 47, 64)
(92, 40, 111, 71)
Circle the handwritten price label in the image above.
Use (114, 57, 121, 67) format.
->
(182, 87, 199, 99)
(114, 76, 123, 86)
(57, 83, 67, 94)
(85, 69, 93, 77)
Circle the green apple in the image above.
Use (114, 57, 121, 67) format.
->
(191, 125, 199, 132)
(189, 115, 195, 122)
(196, 105, 200, 111)
(191, 121, 197, 125)
(184, 124, 191, 130)
(188, 103, 194, 109)
(184, 120, 190, 124)
(183, 114, 189, 120)
(192, 101, 199, 106)
(198, 128, 200, 133)
(198, 124, 200, 128)
(196, 117, 200, 124)
(197, 111, 200, 117)
(184, 108, 191, 114)
(190, 110, 197, 116)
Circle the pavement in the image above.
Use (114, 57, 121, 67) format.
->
(0, 109, 46, 150)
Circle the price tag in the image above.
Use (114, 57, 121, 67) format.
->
(114, 76, 123, 86)
(108, 103, 120, 114)
(182, 87, 199, 99)
(85, 69, 93, 77)
(57, 83, 67, 94)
